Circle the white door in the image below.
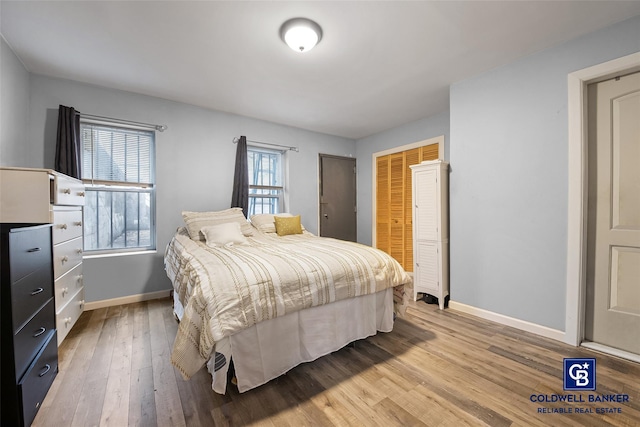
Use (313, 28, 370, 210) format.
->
(585, 71, 640, 354)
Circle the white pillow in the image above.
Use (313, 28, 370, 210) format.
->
(251, 213, 283, 233)
(182, 208, 254, 240)
(201, 222, 248, 247)
(250, 213, 305, 234)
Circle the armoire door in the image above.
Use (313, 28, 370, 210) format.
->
(414, 168, 439, 242)
(416, 242, 439, 295)
(585, 71, 640, 355)
(375, 144, 438, 271)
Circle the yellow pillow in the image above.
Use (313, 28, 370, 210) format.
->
(274, 215, 303, 236)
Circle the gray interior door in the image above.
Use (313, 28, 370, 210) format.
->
(585, 71, 640, 355)
(319, 154, 357, 241)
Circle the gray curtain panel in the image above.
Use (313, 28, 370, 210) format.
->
(231, 135, 249, 217)
(54, 105, 82, 179)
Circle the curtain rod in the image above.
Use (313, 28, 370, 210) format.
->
(233, 136, 299, 152)
(80, 113, 167, 132)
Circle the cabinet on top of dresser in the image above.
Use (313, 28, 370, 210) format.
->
(0, 167, 86, 345)
(1, 224, 58, 427)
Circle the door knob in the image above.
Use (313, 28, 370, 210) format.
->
(323, 214, 328, 218)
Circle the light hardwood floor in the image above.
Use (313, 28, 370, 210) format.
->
(32, 298, 640, 427)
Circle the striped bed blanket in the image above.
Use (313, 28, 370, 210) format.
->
(165, 227, 411, 379)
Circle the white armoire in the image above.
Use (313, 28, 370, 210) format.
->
(410, 160, 449, 309)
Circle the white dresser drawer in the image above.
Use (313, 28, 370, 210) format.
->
(52, 208, 83, 245)
(53, 174, 85, 206)
(53, 236, 83, 280)
(56, 287, 84, 345)
(54, 263, 83, 313)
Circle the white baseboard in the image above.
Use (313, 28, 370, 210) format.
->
(448, 300, 565, 343)
(84, 290, 172, 311)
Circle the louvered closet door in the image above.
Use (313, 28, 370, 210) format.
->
(404, 148, 420, 271)
(421, 144, 438, 162)
(389, 153, 405, 264)
(375, 143, 439, 272)
(376, 156, 390, 254)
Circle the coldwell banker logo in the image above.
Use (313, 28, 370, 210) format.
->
(532, 357, 628, 415)
(564, 358, 596, 391)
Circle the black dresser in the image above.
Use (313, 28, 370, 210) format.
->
(1, 224, 58, 427)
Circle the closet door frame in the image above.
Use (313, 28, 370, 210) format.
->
(371, 135, 444, 253)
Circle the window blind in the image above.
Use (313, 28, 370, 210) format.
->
(81, 123, 154, 185)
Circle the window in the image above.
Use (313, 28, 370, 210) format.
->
(81, 122, 156, 253)
(248, 147, 285, 216)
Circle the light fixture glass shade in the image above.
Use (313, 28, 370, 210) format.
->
(280, 18, 322, 53)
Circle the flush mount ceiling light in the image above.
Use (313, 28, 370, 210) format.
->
(280, 18, 322, 53)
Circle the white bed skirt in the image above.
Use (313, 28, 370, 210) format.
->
(174, 288, 394, 393)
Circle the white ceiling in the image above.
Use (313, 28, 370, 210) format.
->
(2, 1, 639, 139)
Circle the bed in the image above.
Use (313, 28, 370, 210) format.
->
(164, 208, 411, 394)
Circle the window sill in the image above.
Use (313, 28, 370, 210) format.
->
(83, 249, 157, 260)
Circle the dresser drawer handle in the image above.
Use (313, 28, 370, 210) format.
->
(76, 249, 83, 255)
(78, 191, 85, 197)
(58, 223, 68, 230)
(61, 256, 69, 264)
(27, 247, 41, 253)
(38, 364, 51, 377)
(31, 288, 44, 296)
(33, 327, 46, 337)
(74, 221, 83, 227)
(61, 188, 71, 194)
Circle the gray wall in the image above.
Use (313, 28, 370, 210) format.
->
(355, 111, 450, 246)
(1, 37, 30, 166)
(449, 15, 640, 331)
(16, 74, 354, 302)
